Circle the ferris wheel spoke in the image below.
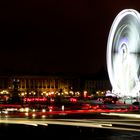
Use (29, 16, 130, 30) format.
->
(107, 9, 140, 97)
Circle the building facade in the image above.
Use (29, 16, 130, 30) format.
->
(84, 79, 111, 95)
(0, 74, 111, 98)
(0, 75, 82, 97)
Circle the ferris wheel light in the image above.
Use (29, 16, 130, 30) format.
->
(107, 9, 140, 97)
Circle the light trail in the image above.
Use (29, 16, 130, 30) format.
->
(101, 112, 140, 118)
(0, 117, 140, 132)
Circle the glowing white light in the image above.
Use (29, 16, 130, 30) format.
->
(32, 113, 36, 117)
(25, 112, 29, 116)
(42, 115, 46, 118)
(2, 110, 8, 114)
(62, 105, 64, 111)
(19, 108, 24, 112)
(42, 109, 46, 112)
(25, 107, 29, 112)
(107, 9, 140, 97)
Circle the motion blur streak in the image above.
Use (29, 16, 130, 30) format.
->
(1, 118, 140, 132)
(101, 113, 140, 118)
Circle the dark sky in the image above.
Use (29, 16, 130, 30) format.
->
(0, 0, 140, 75)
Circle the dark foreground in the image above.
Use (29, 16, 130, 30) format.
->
(0, 123, 140, 140)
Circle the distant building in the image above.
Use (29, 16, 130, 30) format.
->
(0, 74, 82, 97)
(0, 73, 111, 97)
(84, 79, 111, 95)
(82, 71, 112, 95)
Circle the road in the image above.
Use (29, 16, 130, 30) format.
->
(0, 112, 140, 132)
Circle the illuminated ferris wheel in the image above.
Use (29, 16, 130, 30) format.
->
(107, 9, 140, 97)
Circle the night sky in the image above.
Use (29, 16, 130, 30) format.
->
(0, 0, 140, 75)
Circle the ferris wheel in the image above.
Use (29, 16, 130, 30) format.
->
(107, 9, 140, 97)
